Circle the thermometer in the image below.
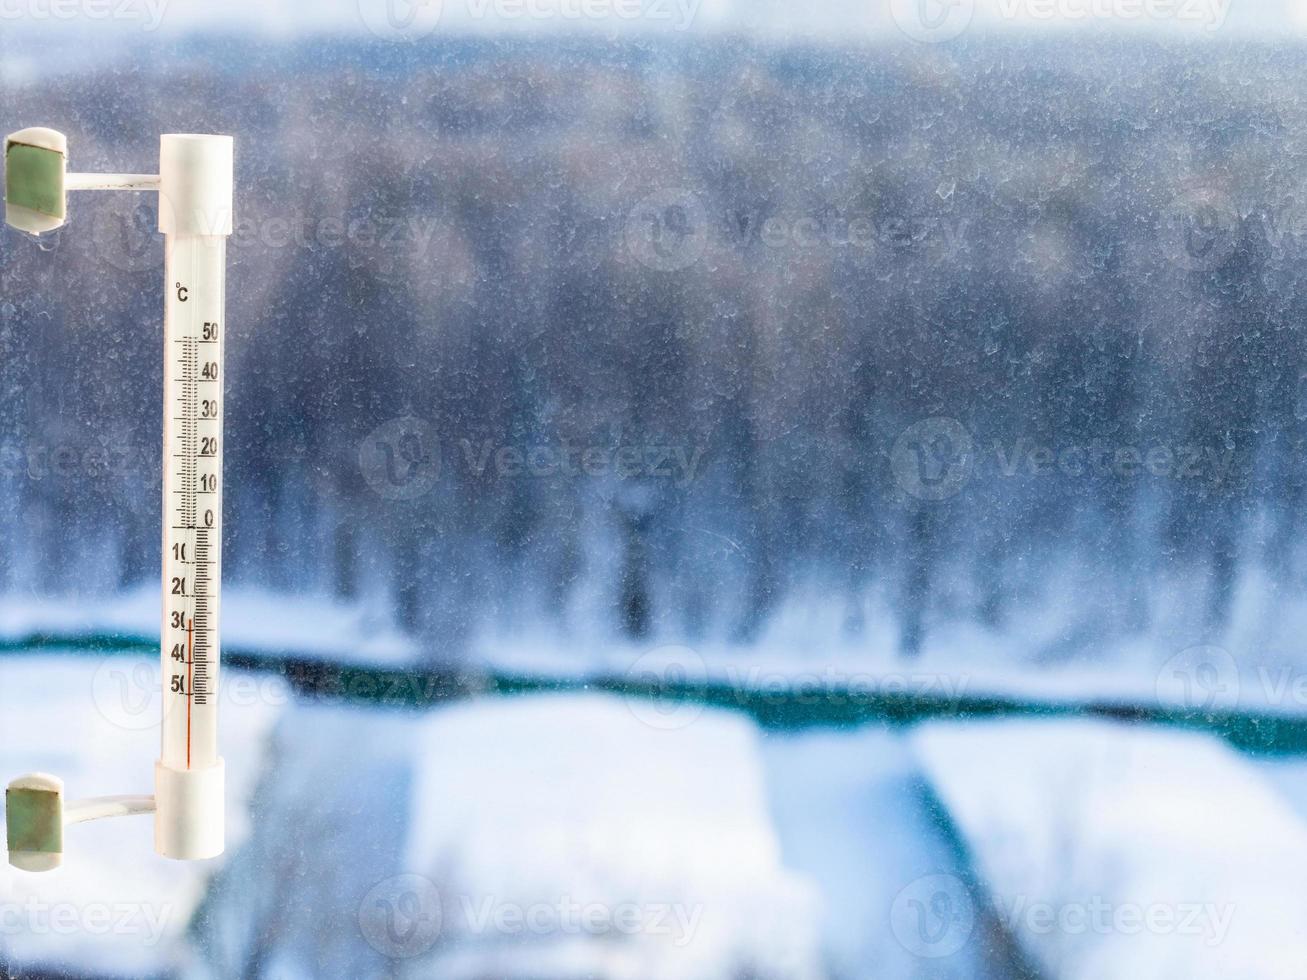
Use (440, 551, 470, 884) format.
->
(3, 128, 233, 869)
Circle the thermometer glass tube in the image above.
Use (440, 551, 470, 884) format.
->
(161, 233, 225, 775)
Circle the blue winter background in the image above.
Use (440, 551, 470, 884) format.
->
(5, 3, 1307, 978)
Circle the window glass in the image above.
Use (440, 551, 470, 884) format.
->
(1, 5, 1304, 978)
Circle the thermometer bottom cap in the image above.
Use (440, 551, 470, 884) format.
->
(154, 759, 224, 861)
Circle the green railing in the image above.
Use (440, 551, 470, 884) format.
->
(4, 633, 1305, 755)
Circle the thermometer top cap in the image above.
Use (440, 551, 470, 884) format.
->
(159, 134, 234, 238)
(4, 127, 67, 235)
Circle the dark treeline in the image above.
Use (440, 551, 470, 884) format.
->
(2, 37, 1305, 662)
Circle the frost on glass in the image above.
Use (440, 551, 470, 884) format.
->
(2, 15, 1306, 980)
(5, 43, 1298, 664)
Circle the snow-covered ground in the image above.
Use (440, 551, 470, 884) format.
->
(199, 693, 1024, 979)
(0, 655, 283, 976)
(8, 652, 1307, 978)
(917, 719, 1307, 979)
(201, 697, 831, 978)
(759, 728, 1028, 978)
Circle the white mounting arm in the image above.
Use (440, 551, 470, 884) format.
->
(65, 172, 161, 192)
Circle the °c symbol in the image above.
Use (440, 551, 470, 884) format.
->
(176, 282, 189, 303)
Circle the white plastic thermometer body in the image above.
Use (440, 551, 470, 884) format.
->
(155, 135, 232, 861)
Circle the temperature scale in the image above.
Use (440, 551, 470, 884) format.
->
(3, 128, 233, 869)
